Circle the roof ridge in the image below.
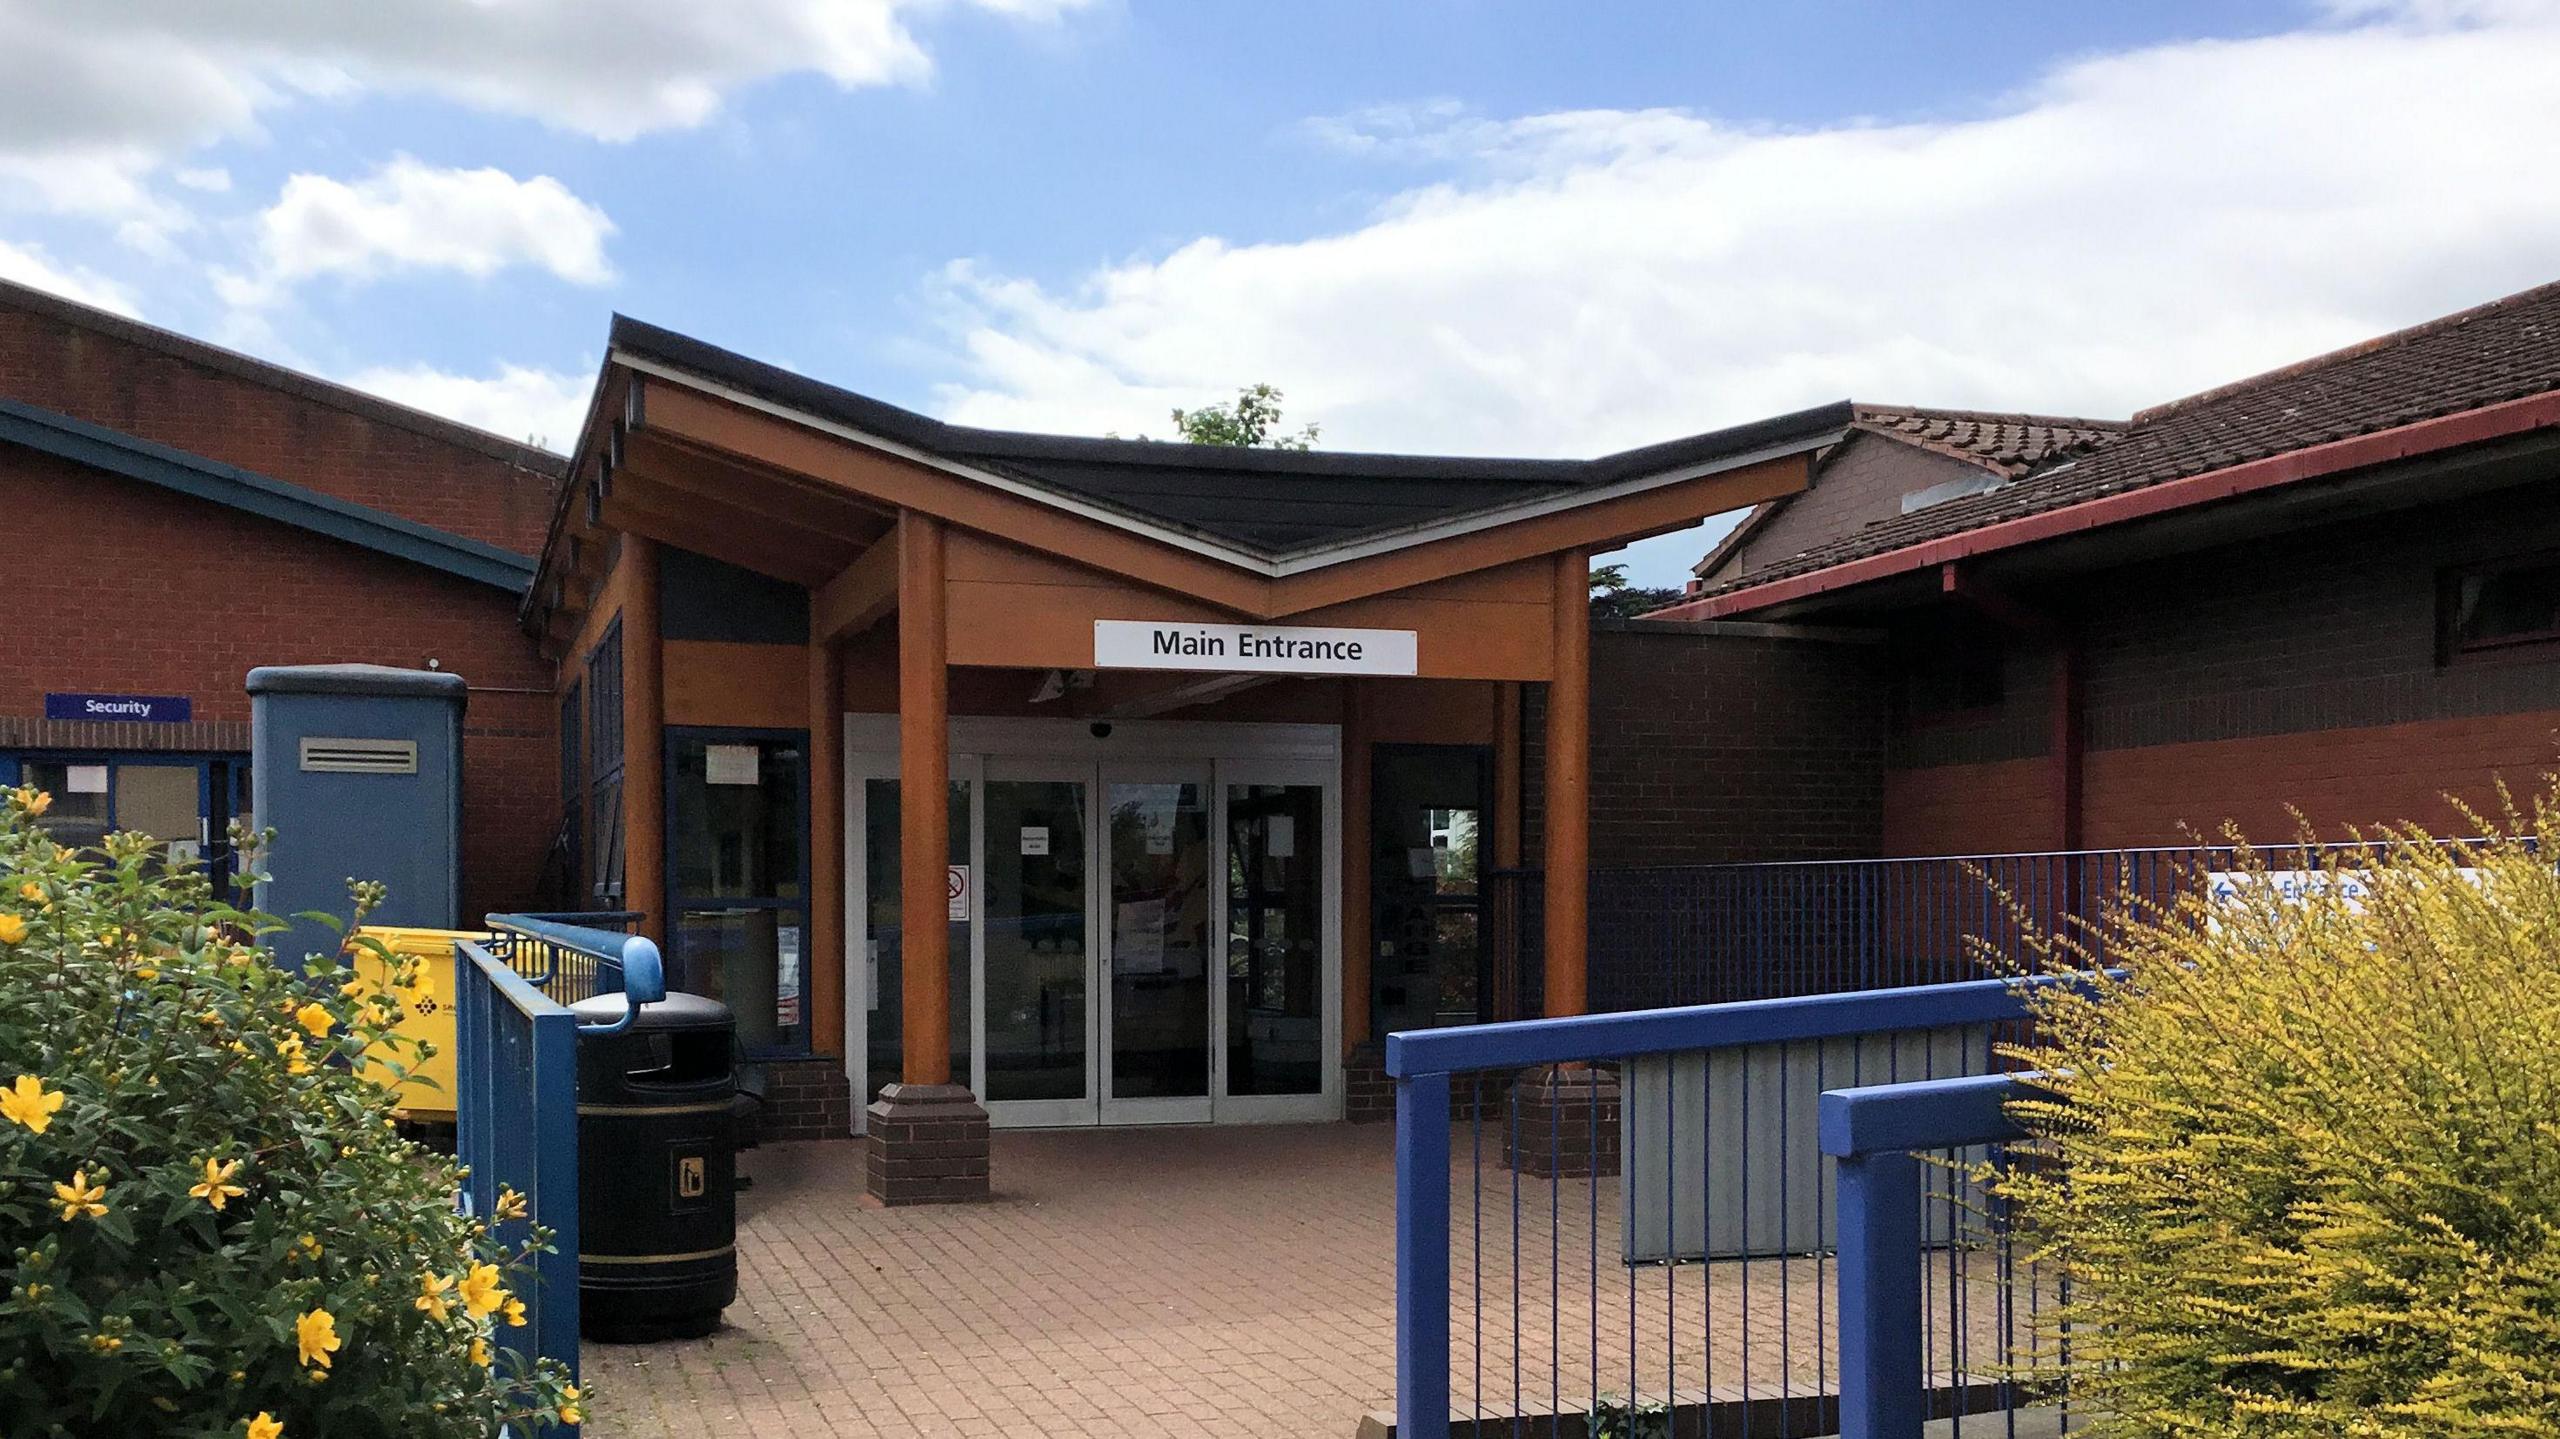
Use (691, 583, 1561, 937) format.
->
(1852, 402, 2129, 431)
(0, 274, 569, 474)
(2131, 277, 2560, 424)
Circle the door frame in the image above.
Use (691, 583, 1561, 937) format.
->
(976, 755, 1099, 1129)
(1096, 759, 1216, 1127)
(1211, 755, 1343, 1126)
(0, 750, 247, 892)
(844, 715, 1341, 1131)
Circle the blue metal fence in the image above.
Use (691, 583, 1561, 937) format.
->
(1822, 1073, 2037, 1439)
(1498, 840, 2468, 1018)
(1388, 976, 2059, 1439)
(454, 913, 665, 1407)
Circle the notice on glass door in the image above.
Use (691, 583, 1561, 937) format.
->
(705, 743, 760, 786)
(1020, 825, 1049, 856)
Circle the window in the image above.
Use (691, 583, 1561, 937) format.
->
(557, 681, 583, 898)
(585, 619, 625, 903)
(666, 732, 808, 1055)
(1894, 614, 2006, 719)
(2443, 555, 2560, 657)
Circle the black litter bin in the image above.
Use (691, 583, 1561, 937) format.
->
(571, 991, 738, 1341)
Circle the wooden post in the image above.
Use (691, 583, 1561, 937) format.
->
(1492, 680, 1522, 869)
(622, 537, 666, 945)
(896, 511, 951, 1087)
(1341, 679, 1372, 1055)
(808, 635, 845, 1057)
(1542, 550, 1590, 1019)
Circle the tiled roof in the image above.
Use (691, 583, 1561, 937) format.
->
(1851, 404, 2124, 477)
(1694, 279, 2560, 604)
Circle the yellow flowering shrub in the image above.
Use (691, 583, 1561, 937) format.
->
(0, 786, 577, 1437)
(2000, 790, 2560, 1438)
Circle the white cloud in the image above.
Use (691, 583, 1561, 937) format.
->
(930, 0, 2560, 473)
(0, 238, 140, 316)
(219, 158, 616, 307)
(0, 0, 1091, 221)
(342, 361, 593, 453)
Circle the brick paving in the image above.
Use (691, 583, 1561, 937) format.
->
(584, 1124, 2033, 1438)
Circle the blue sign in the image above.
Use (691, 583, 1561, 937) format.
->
(44, 693, 192, 724)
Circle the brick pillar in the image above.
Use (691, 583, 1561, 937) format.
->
(1503, 1064, 1620, 1179)
(865, 1082, 990, 1205)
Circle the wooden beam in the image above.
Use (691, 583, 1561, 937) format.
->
(624, 537, 667, 943)
(598, 491, 845, 587)
(621, 431, 894, 545)
(897, 511, 953, 1088)
(809, 636, 847, 1061)
(813, 530, 901, 643)
(1541, 549, 1591, 1019)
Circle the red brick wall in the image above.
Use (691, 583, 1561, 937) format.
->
(3, 447, 556, 919)
(2080, 711, 2560, 848)
(1881, 757, 2055, 856)
(0, 297, 560, 556)
(1527, 621, 1888, 866)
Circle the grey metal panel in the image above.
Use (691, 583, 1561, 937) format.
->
(250, 664, 467, 968)
(1621, 1023, 1995, 1263)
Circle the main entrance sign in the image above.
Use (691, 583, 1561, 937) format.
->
(1093, 620, 1417, 676)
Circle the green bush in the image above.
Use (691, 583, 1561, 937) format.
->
(2000, 793, 2560, 1438)
(0, 785, 579, 1437)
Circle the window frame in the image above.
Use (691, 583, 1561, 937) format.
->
(2438, 550, 2560, 663)
(661, 724, 814, 1058)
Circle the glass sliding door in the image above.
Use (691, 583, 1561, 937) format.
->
(856, 768, 973, 1105)
(846, 719, 1343, 1130)
(978, 766, 1095, 1125)
(1100, 768, 1213, 1122)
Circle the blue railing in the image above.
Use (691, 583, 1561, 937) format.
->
(1389, 976, 2051, 1439)
(1822, 1073, 2034, 1439)
(455, 914, 666, 1410)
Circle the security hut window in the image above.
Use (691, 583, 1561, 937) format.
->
(2444, 555, 2560, 656)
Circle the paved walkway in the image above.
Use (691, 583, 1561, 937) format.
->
(583, 1124, 2030, 1438)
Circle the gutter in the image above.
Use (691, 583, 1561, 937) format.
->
(1658, 388, 2560, 620)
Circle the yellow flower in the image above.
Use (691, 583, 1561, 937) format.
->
(134, 965, 157, 982)
(297, 1232, 322, 1258)
(10, 785, 51, 816)
(457, 1262, 508, 1319)
(494, 1186, 529, 1222)
(275, 1035, 312, 1076)
(246, 1414, 284, 1439)
(53, 1168, 108, 1222)
(15, 881, 38, 902)
(294, 1307, 339, 1369)
(294, 1002, 334, 1037)
(0, 1075, 65, 1133)
(189, 1156, 247, 1211)
(502, 1295, 528, 1327)
(469, 1336, 491, 1367)
(559, 1386, 583, 1425)
(0, 913, 25, 945)
(415, 1270, 455, 1322)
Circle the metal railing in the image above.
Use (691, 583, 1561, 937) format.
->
(1389, 976, 2056, 1439)
(1823, 1073, 2041, 1439)
(1494, 840, 2481, 1018)
(455, 914, 666, 1408)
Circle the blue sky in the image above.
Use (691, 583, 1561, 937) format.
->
(5, 0, 2558, 586)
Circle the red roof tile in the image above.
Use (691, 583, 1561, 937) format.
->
(1693, 279, 2560, 607)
